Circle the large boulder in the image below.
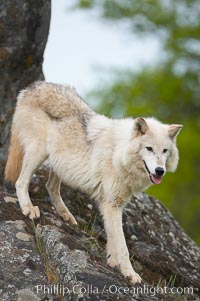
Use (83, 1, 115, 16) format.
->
(0, 0, 51, 168)
(1, 170, 199, 300)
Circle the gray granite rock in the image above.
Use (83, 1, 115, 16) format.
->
(1, 178, 200, 300)
(0, 0, 51, 169)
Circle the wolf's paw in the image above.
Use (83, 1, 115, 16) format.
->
(22, 204, 40, 220)
(62, 211, 77, 225)
(120, 263, 142, 284)
(126, 272, 142, 284)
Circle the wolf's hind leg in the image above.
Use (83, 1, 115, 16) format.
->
(16, 145, 46, 219)
(46, 169, 77, 225)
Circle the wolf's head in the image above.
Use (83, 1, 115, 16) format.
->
(127, 117, 183, 185)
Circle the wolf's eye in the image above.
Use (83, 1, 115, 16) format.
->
(146, 147, 153, 152)
(163, 148, 168, 153)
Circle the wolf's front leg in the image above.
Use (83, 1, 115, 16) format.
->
(99, 202, 141, 284)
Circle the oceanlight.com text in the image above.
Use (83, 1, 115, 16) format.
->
(34, 283, 198, 297)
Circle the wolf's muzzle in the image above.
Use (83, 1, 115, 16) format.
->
(155, 167, 165, 176)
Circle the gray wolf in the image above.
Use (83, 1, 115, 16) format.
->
(5, 81, 183, 284)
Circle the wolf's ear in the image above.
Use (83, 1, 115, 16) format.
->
(168, 124, 183, 140)
(134, 118, 149, 136)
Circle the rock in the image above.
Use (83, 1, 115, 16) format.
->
(17, 289, 40, 301)
(16, 231, 33, 242)
(0, 218, 48, 301)
(0, 0, 51, 173)
(1, 176, 200, 300)
(4, 196, 17, 203)
(123, 193, 200, 288)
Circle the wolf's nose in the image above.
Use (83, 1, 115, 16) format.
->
(155, 167, 164, 176)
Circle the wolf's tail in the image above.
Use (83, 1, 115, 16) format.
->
(4, 127, 23, 186)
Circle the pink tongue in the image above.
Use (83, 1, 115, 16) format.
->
(151, 174, 162, 185)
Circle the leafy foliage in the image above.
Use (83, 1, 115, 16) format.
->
(75, 0, 200, 245)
